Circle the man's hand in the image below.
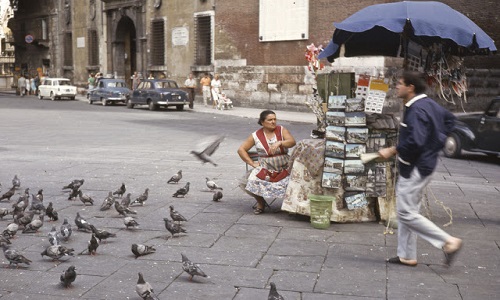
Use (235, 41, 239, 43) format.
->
(378, 146, 397, 159)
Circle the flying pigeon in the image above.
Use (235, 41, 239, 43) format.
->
(131, 188, 149, 206)
(78, 190, 94, 206)
(124, 216, 139, 229)
(100, 192, 115, 211)
(3, 223, 18, 239)
(0, 208, 9, 220)
(205, 177, 223, 191)
(60, 265, 77, 288)
(41, 245, 74, 261)
(167, 170, 182, 184)
(87, 233, 100, 255)
(68, 186, 80, 201)
(63, 179, 84, 190)
(0, 186, 16, 202)
(60, 218, 72, 242)
(48, 225, 61, 246)
(212, 190, 223, 202)
(268, 282, 285, 300)
(136, 272, 159, 300)
(22, 214, 44, 233)
(113, 183, 126, 198)
(46, 202, 59, 221)
(131, 244, 156, 259)
(181, 253, 207, 281)
(169, 205, 187, 224)
(12, 175, 21, 189)
(121, 193, 132, 208)
(2, 244, 31, 268)
(89, 225, 116, 243)
(172, 182, 190, 198)
(114, 201, 137, 217)
(190, 135, 224, 166)
(75, 212, 92, 232)
(163, 218, 186, 238)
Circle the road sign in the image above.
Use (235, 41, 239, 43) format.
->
(25, 35, 34, 43)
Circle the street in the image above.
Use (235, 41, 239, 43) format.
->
(0, 94, 499, 300)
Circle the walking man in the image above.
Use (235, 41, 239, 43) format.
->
(200, 73, 211, 107)
(184, 73, 197, 109)
(17, 74, 26, 96)
(378, 71, 462, 267)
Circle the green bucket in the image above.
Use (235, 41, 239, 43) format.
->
(309, 194, 335, 229)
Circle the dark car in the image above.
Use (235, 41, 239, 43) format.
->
(87, 79, 132, 106)
(443, 97, 500, 158)
(127, 79, 188, 111)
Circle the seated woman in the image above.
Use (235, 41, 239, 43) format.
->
(237, 110, 296, 214)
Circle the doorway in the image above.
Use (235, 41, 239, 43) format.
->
(114, 16, 137, 88)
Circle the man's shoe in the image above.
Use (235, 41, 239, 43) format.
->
(387, 256, 417, 267)
(443, 239, 463, 267)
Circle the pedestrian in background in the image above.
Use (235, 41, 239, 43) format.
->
(148, 73, 154, 79)
(88, 73, 96, 90)
(17, 74, 26, 96)
(378, 71, 462, 267)
(26, 76, 31, 95)
(131, 71, 141, 90)
(200, 72, 211, 107)
(184, 73, 197, 109)
(31, 75, 38, 95)
(211, 74, 222, 109)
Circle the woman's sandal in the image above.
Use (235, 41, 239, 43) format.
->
(253, 207, 265, 215)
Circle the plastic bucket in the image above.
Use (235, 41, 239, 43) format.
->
(309, 194, 334, 229)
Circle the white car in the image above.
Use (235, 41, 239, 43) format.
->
(38, 78, 77, 100)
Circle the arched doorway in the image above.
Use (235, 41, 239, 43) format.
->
(114, 16, 136, 88)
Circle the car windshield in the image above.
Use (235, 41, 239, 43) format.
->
(59, 81, 72, 86)
(107, 82, 126, 88)
(154, 81, 178, 89)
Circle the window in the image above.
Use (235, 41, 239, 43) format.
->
(64, 32, 73, 66)
(41, 19, 47, 40)
(88, 30, 99, 66)
(259, 0, 309, 42)
(151, 19, 165, 65)
(194, 12, 213, 66)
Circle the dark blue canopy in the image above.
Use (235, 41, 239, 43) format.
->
(318, 1, 497, 61)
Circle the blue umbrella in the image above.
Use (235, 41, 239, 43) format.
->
(318, 1, 497, 62)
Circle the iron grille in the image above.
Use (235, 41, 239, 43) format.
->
(194, 15, 211, 65)
(88, 30, 99, 66)
(63, 32, 73, 66)
(151, 20, 165, 65)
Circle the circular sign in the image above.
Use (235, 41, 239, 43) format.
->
(25, 35, 34, 43)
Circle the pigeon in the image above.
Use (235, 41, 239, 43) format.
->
(60, 265, 77, 288)
(163, 218, 186, 238)
(172, 182, 190, 198)
(68, 186, 80, 201)
(131, 244, 156, 259)
(113, 183, 126, 198)
(190, 135, 224, 166)
(0, 207, 9, 219)
(16, 211, 34, 228)
(169, 205, 187, 224)
(124, 216, 139, 229)
(131, 188, 149, 206)
(30, 193, 45, 212)
(12, 175, 20, 189)
(3, 223, 18, 239)
(100, 192, 115, 211)
(22, 214, 44, 233)
(41, 245, 74, 261)
(22, 188, 30, 202)
(136, 272, 159, 300)
(63, 179, 84, 190)
(268, 282, 285, 300)
(48, 225, 61, 246)
(13, 194, 29, 213)
(206, 177, 223, 191)
(60, 218, 73, 241)
(0, 186, 16, 201)
(120, 193, 132, 208)
(167, 170, 182, 184)
(89, 225, 116, 242)
(2, 244, 31, 268)
(0, 235, 10, 245)
(181, 253, 207, 281)
(78, 190, 94, 206)
(87, 233, 100, 255)
(75, 212, 92, 232)
(35, 189, 44, 202)
(114, 201, 137, 217)
(46, 202, 59, 221)
(213, 190, 223, 202)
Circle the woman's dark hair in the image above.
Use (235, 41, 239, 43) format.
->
(401, 71, 428, 94)
(258, 110, 276, 125)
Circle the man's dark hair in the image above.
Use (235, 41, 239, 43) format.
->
(258, 110, 276, 125)
(401, 71, 428, 94)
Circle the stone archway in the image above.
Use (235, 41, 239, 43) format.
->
(113, 16, 136, 87)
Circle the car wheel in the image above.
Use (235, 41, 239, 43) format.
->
(102, 98, 107, 106)
(70, 96, 75, 100)
(126, 99, 134, 109)
(50, 92, 55, 101)
(88, 99, 93, 105)
(443, 133, 462, 158)
(148, 100, 157, 111)
(176, 105, 184, 111)
(38, 93, 43, 100)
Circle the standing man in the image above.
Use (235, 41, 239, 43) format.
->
(131, 71, 141, 90)
(200, 72, 211, 107)
(378, 71, 462, 267)
(184, 73, 197, 109)
(87, 73, 96, 90)
(17, 74, 26, 96)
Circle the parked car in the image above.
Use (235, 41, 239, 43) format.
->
(38, 78, 77, 100)
(127, 79, 188, 111)
(87, 78, 131, 106)
(443, 97, 500, 158)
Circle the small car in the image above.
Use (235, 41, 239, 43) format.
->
(443, 97, 500, 158)
(127, 79, 188, 111)
(38, 78, 77, 100)
(87, 79, 131, 106)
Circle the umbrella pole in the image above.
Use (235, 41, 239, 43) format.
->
(402, 21, 411, 70)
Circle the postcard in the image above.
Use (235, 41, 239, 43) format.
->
(323, 157, 344, 174)
(328, 95, 347, 109)
(326, 111, 346, 126)
(322, 172, 342, 189)
(325, 141, 345, 158)
(345, 143, 366, 158)
(346, 127, 369, 143)
(326, 126, 346, 142)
